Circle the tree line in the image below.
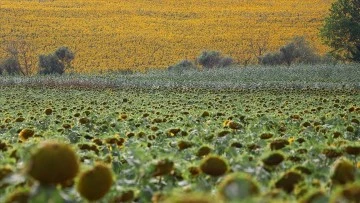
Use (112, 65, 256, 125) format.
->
(0, 42, 74, 76)
(168, 36, 328, 73)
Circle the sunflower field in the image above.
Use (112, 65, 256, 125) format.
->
(1, 0, 333, 72)
(0, 65, 359, 202)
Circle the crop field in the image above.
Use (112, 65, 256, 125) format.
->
(0, 65, 359, 202)
(1, 0, 333, 72)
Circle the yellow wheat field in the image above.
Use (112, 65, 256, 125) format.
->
(0, 0, 333, 73)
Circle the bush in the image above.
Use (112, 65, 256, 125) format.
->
(259, 37, 321, 66)
(318, 53, 338, 65)
(282, 37, 321, 65)
(259, 52, 284, 66)
(0, 57, 22, 75)
(38, 47, 75, 75)
(197, 51, 233, 69)
(38, 54, 65, 75)
(280, 42, 297, 66)
(219, 57, 234, 67)
(55, 47, 75, 68)
(168, 60, 197, 72)
(2, 38, 33, 76)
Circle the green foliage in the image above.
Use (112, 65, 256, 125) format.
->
(0, 64, 359, 89)
(259, 37, 321, 66)
(320, 0, 360, 62)
(54, 46, 75, 70)
(197, 50, 233, 69)
(0, 85, 359, 202)
(0, 57, 22, 75)
(167, 59, 197, 72)
(259, 52, 284, 66)
(38, 47, 75, 75)
(218, 56, 234, 67)
(38, 54, 65, 75)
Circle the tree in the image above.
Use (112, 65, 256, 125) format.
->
(259, 52, 284, 66)
(197, 51, 233, 69)
(1, 37, 35, 75)
(280, 37, 319, 66)
(168, 59, 197, 73)
(55, 46, 75, 71)
(197, 51, 222, 69)
(248, 33, 269, 64)
(0, 57, 22, 75)
(320, 0, 360, 62)
(259, 36, 320, 66)
(38, 47, 75, 75)
(38, 54, 64, 75)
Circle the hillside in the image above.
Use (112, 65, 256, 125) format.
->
(0, 0, 333, 72)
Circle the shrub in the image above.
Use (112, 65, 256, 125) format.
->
(38, 54, 65, 75)
(38, 47, 75, 75)
(259, 36, 321, 66)
(219, 57, 234, 67)
(197, 51, 233, 69)
(2, 38, 33, 76)
(321, 53, 338, 65)
(197, 51, 221, 69)
(285, 36, 321, 65)
(280, 41, 299, 66)
(0, 57, 22, 75)
(55, 46, 75, 70)
(259, 52, 284, 66)
(168, 60, 197, 72)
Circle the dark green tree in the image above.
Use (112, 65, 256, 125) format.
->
(197, 51, 222, 69)
(55, 46, 75, 70)
(197, 51, 233, 69)
(1, 38, 34, 75)
(38, 47, 75, 75)
(168, 60, 197, 73)
(259, 36, 320, 66)
(320, 0, 360, 62)
(0, 57, 22, 75)
(38, 54, 65, 75)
